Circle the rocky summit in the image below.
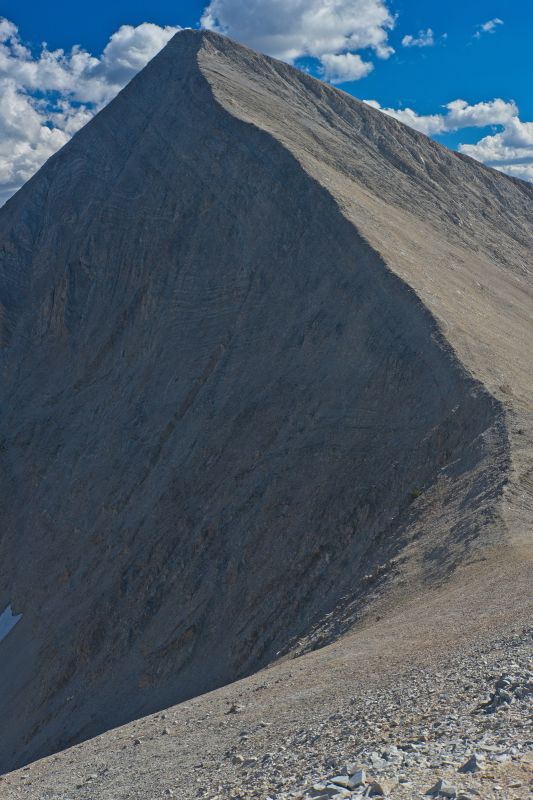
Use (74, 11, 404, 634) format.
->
(0, 29, 531, 798)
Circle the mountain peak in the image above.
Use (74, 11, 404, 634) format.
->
(160, 27, 250, 60)
(0, 22, 531, 779)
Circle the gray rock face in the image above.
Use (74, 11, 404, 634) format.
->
(0, 30, 529, 772)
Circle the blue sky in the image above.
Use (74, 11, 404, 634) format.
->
(6, 1, 530, 115)
(1, 1, 532, 203)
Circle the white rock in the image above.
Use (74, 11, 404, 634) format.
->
(459, 754, 484, 773)
(348, 768, 366, 788)
(430, 778, 457, 797)
(330, 776, 351, 789)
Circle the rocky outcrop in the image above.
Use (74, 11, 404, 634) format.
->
(0, 31, 530, 773)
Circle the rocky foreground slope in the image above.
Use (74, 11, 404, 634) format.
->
(1, 562, 532, 799)
(0, 29, 532, 788)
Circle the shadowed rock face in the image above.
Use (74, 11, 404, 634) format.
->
(0, 30, 521, 772)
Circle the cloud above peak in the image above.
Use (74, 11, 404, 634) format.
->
(201, 0, 395, 71)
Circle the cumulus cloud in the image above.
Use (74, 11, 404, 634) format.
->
(365, 97, 533, 183)
(201, 0, 395, 74)
(459, 117, 533, 180)
(0, 18, 180, 204)
(402, 29, 434, 48)
(321, 53, 374, 83)
(495, 163, 533, 182)
(364, 99, 444, 135)
(444, 98, 518, 129)
(474, 18, 504, 38)
(364, 98, 517, 136)
(0, 79, 70, 204)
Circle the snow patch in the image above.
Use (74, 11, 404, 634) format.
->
(0, 604, 22, 643)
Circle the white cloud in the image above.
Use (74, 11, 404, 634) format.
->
(459, 117, 533, 180)
(321, 53, 374, 83)
(0, 20, 181, 104)
(0, 18, 180, 204)
(445, 98, 518, 128)
(201, 0, 395, 76)
(364, 98, 517, 136)
(91, 22, 183, 93)
(402, 28, 434, 48)
(474, 18, 503, 38)
(364, 99, 445, 135)
(365, 97, 533, 183)
(495, 163, 533, 182)
(0, 78, 70, 205)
